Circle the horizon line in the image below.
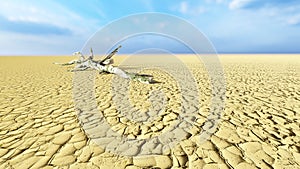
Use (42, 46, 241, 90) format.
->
(0, 53, 300, 57)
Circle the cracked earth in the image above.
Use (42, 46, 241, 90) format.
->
(0, 55, 299, 169)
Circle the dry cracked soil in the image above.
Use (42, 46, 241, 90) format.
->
(0, 55, 299, 169)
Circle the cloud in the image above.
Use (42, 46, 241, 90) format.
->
(0, 15, 72, 35)
(0, 30, 84, 55)
(177, 1, 206, 15)
(0, 0, 100, 36)
(205, 0, 226, 4)
(179, 1, 188, 14)
(258, 4, 300, 26)
(0, 0, 300, 55)
(228, 0, 300, 27)
(287, 14, 300, 25)
(0, 0, 103, 55)
(229, 0, 299, 10)
(229, 0, 255, 10)
(141, 0, 154, 11)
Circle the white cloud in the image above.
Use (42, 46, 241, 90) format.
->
(283, 5, 300, 25)
(228, 0, 300, 27)
(253, 4, 300, 26)
(206, 0, 226, 4)
(179, 1, 188, 14)
(0, 0, 100, 36)
(0, 31, 83, 55)
(141, 0, 154, 12)
(0, 0, 104, 55)
(287, 14, 300, 25)
(229, 0, 254, 10)
(177, 1, 206, 15)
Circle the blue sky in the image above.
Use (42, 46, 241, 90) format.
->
(0, 0, 300, 55)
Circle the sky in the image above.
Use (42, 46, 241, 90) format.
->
(0, 0, 300, 55)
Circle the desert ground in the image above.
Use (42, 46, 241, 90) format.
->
(0, 54, 299, 169)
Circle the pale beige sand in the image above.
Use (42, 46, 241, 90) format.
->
(0, 55, 299, 169)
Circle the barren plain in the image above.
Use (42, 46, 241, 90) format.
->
(0, 55, 299, 169)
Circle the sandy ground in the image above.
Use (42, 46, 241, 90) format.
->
(0, 55, 299, 169)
